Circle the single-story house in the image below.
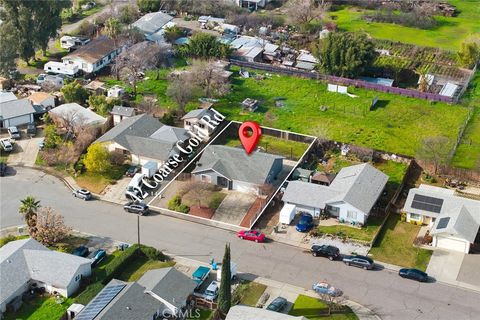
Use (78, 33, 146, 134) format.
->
(28, 92, 55, 113)
(62, 36, 121, 74)
(132, 11, 174, 43)
(192, 145, 284, 194)
(96, 114, 188, 166)
(403, 184, 480, 253)
(295, 52, 318, 71)
(110, 106, 135, 126)
(0, 98, 36, 128)
(282, 163, 388, 225)
(0, 238, 91, 313)
(49, 103, 108, 131)
(75, 267, 196, 320)
(226, 305, 307, 320)
(182, 109, 217, 139)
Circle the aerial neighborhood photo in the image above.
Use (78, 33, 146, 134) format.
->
(0, 0, 479, 319)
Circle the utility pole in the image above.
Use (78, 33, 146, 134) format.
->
(137, 215, 140, 245)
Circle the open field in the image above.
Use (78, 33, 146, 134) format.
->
(451, 73, 480, 169)
(369, 214, 433, 271)
(215, 69, 469, 157)
(329, 0, 480, 51)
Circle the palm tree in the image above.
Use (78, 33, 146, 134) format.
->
(19, 196, 41, 222)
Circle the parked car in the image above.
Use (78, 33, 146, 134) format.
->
(7, 126, 20, 139)
(296, 213, 314, 232)
(399, 268, 429, 282)
(36, 73, 47, 85)
(123, 202, 149, 215)
(204, 281, 219, 301)
(72, 245, 89, 257)
(26, 123, 36, 136)
(0, 139, 13, 152)
(38, 138, 45, 150)
(73, 189, 92, 200)
(89, 249, 106, 267)
(237, 230, 266, 243)
(125, 165, 139, 177)
(312, 282, 342, 297)
(266, 297, 287, 312)
(0, 162, 7, 177)
(342, 255, 375, 270)
(310, 244, 340, 261)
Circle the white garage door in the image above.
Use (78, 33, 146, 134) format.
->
(7, 114, 32, 127)
(436, 236, 469, 253)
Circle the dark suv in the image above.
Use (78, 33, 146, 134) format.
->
(342, 255, 375, 270)
(311, 245, 340, 261)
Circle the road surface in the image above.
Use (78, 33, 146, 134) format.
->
(1, 167, 479, 320)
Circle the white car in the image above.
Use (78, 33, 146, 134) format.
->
(204, 281, 219, 301)
(0, 139, 13, 152)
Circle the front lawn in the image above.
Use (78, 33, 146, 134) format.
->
(215, 69, 469, 157)
(289, 295, 358, 320)
(3, 296, 73, 320)
(116, 257, 175, 282)
(187, 309, 213, 320)
(232, 281, 267, 307)
(317, 216, 384, 244)
(75, 164, 127, 194)
(369, 214, 433, 271)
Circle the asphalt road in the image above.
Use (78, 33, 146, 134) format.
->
(1, 167, 479, 320)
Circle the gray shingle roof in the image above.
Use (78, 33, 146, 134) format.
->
(132, 12, 173, 35)
(181, 109, 212, 120)
(283, 163, 388, 214)
(49, 103, 106, 126)
(0, 98, 35, 120)
(0, 238, 91, 306)
(137, 267, 196, 309)
(96, 114, 187, 161)
(0, 91, 17, 103)
(431, 206, 479, 242)
(111, 106, 135, 117)
(192, 145, 284, 185)
(93, 280, 166, 320)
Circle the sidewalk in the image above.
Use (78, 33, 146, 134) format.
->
(171, 254, 381, 320)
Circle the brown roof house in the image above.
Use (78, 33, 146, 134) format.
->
(62, 36, 121, 74)
(28, 92, 55, 113)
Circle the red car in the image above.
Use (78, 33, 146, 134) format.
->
(237, 230, 266, 243)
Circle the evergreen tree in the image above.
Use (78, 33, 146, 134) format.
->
(218, 243, 232, 315)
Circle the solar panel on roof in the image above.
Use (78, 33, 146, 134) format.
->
(411, 194, 443, 213)
(436, 217, 450, 230)
(75, 284, 126, 320)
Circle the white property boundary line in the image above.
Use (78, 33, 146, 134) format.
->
(147, 121, 234, 206)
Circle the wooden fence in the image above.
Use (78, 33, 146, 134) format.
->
(230, 60, 457, 103)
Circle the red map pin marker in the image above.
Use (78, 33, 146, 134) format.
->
(239, 121, 262, 155)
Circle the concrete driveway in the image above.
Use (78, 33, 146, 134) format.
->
(7, 131, 43, 167)
(426, 249, 465, 283)
(457, 254, 480, 287)
(212, 191, 257, 225)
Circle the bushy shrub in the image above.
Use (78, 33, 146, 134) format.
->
(139, 245, 167, 261)
(102, 246, 138, 284)
(168, 195, 182, 210)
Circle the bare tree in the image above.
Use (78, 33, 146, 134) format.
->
(416, 136, 451, 174)
(288, 0, 316, 25)
(188, 59, 231, 98)
(30, 207, 72, 246)
(166, 77, 196, 115)
(317, 293, 346, 316)
(136, 97, 164, 116)
(50, 109, 87, 137)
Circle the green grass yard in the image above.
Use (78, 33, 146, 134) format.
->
(318, 216, 384, 244)
(451, 72, 480, 169)
(3, 296, 73, 320)
(187, 309, 213, 320)
(289, 295, 358, 320)
(369, 214, 433, 271)
(116, 257, 175, 282)
(329, 0, 480, 51)
(216, 70, 469, 157)
(232, 281, 267, 306)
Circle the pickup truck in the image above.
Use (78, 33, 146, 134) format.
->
(216, 262, 237, 281)
(192, 266, 211, 289)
